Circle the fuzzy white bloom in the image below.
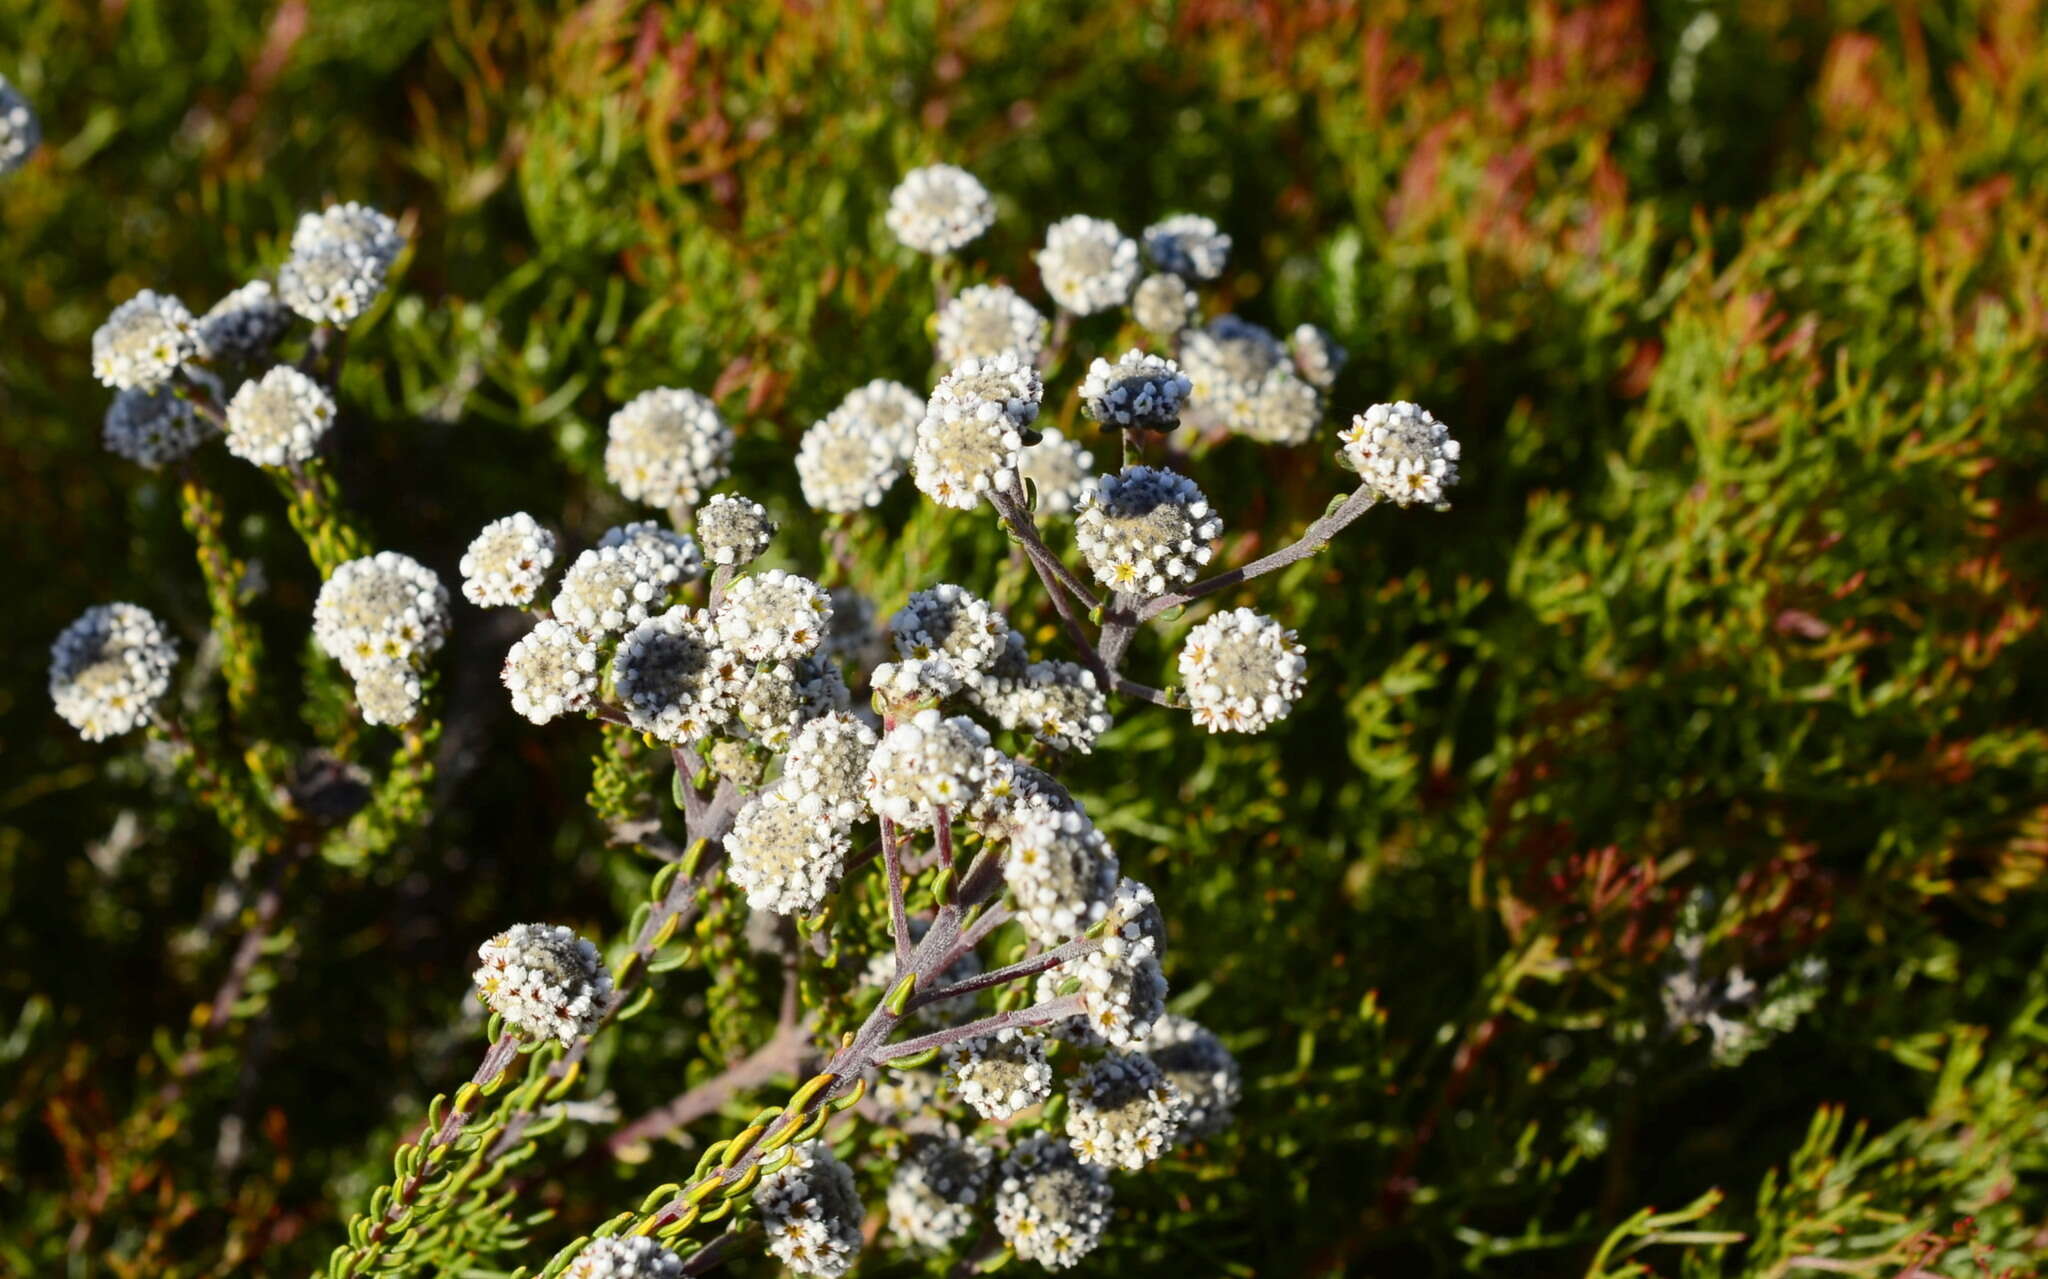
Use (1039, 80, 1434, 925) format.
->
(872, 1065, 945, 1117)
(291, 202, 404, 268)
(944, 1027, 1054, 1121)
(92, 290, 199, 390)
(0, 75, 39, 176)
(993, 1135, 1112, 1270)
(1073, 466, 1221, 597)
(473, 923, 614, 1044)
(887, 1135, 993, 1253)
(313, 552, 450, 679)
(725, 783, 852, 915)
(937, 283, 1049, 367)
(552, 546, 679, 637)
(613, 606, 743, 743)
(782, 712, 879, 825)
(796, 411, 904, 513)
(49, 603, 177, 741)
(224, 365, 336, 468)
(1131, 271, 1198, 336)
(863, 708, 992, 826)
(1177, 314, 1308, 439)
(501, 620, 600, 724)
(1289, 323, 1347, 390)
(1004, 660, 1113, 754)
(1237, 368, 1323, 445)
(352, 661, 423, 727)
(1016, 427, 1094, 517)
(837, 378, 926, 463)
(103, 383, 215, 468)
(605, 388, 733, 509)
(1036, 215, 1139, 315)
(886, 164, 996, 255)
(869, 657, 966, 711)
(197, 281, 293, 362)
(889, 584, 1009, 677)
(1065, 1052, 1185, 1171)
(1143, 213, 1232, 281)
(562, 1236, 684, 1279)
(1339, 400, 1463, 507)
(598, 520, 704, 584)
(754, 1141, 864, 1278)
(1005, 808, 1119, 945)
(715, 569, 831, 662)
(694, 493, 776, 567)
(460, 513, 558, 608)
(912, 354, 1041, 509)
(965, 753, 1076, 835)
(1080, 350, 1192, 431)
(1178, 607, 1307, 734)
(1145, 1014, 1242, 1140)
(279, 206, 402, 327)
(1051, 924, 1168, 1050)
(736, 656, 847, 749)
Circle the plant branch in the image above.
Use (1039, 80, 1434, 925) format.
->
(1136, 483, 1378, 622)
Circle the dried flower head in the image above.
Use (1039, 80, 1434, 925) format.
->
(459, 513, 558, 608)
(312, 551, 450, 679)
(1178, 607, 1307, 734)
(937, 283, 1049, 367)
(613, 606, 742, 742)
(552, 546, 676, 637)
(695, 493, 776, 567)
(103, 383, 214, 468)
(781, 712, 879, 824)
(1017, 427, 1095, 517)
(1080, 350, 1193, 431)
(944, 1027, 1054, 1120)
(913, 354, 1042, 509)
(0, 75, 39, 176)
(604, 388, 733, 510)
(197, 281, 293, 362)
(890, 584, 1010, 677)
(224, 365, 337, 468)
(887, 1135, 993, 1253)
(1005, 808, 1120, 945)
(1131, 271, 1198, 337)
(715, 570, 831, 662)
(1073, 466, 1222, 597)
(473, 923, 613, 1044)
(1065, 1052, 1185, 1171)
(1036, 215, 1139, 315)
(352, 661, 423, 727)
(886, 164, 996, 255)
(49, 603, 177, 741)
(864, 709, 993, 827)
(797, 411, 904, 514)
(754, 1141, 864, 1278)
(92, 290, 199, 390)
(1339, 400, 1463, 508)
(725, 783, 852, 915)
(1143, 213, 1232, 281)
(562, 1237, 684, 1279)
(1145, 1014, 1242, 1140)
(993, 1135, 1113, 1270)
(1289, 323, 1347, 390)
(501, 620, 600, 725)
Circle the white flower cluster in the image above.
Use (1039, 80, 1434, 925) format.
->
(870, 657, 966, 709)
(1073, 466, 1221, 597)
(0, 75, 38, 176)
(1049, 881, 1170, 1049)
(279, 203, 403, 327)
(613, 606, 742, 743)
(49, 603, 178, 741)
(1005, 808, 1119, 945)
(605, 388, 733, 510)
(1000, 661, 1112, 754)
(92, 290, 199, 390)
(886, 164, 996, 255)
(864, 709, 992, 827)
(737, 656, 847, 749)
(1145, 1014, 1242, 1140)
(1130, 271, 1198, 336)
(943, 1027, 1053, 1121)
(103, 383, 214, 468)
(312, 552, 449, 724)
(1289, 323, 1347, 390)
(1016, 428, 1094, 517)
(753, 1141, 865, 1277)
(837, 378, 924, 463)
(725, 782, 853, 915)
(599, 520, 704, 583)
(1177, 607, 1307, 734)
(889, 583, 1009, 675)
(562, 1236, 684, 1279)
(887, 1135, 992, 1253)
(459, 513, 558, 608)
(937, 284, 1049, 367)
(1142, 213, 1232, 281)
(912, 354, 1041, 509)
(552, 545, 683, 637)
(1178, 315, 1324, 444)
(198, 281, 293, 364)
(796, 415, 901, 513)
(1036, 215, 1138, 315)
(1339, 400, 1463, 508)
(781, 712, 879, 824)
(716, 569, 830, 662)
(1065, 1051, 1185, 1171)
(501, 620, 600, 725)
(473, 922, 613, 1044)
(694, 493, 776, 567)
(224, 365, 337, 468)
(993, 1135, 1113, 1270)
(1079, 350, 1192, 431)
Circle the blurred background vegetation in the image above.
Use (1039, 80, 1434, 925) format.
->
(5, 0, 2048, 1274)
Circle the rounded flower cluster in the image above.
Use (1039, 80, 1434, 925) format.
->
(1130, 271, 1197, 337)
(501, 620, 600, 724)
(1289, 323, 1348, 390)
(1005, 661, 1113, 754)
(613, 607, 742, 742)
(782, 712, 878, 824)
(886, 164, 996, 255)
(598, 521, 704, 584)
(797, 411, 903, 514)
(837, 378, 926, 462)
(473, 923, 613, 1044)
(889, 584, 1009, 676)
(604, 388, 733, 510)
(887, 1136, 993, 1253)
(279, 203, 403, 327)
(715, 570, 830, 662)
(1177, 607, 1307, 734)
(864, 709, 993, 826)
(725, 784, 852, 916)
(1073, 466, 1221, 597)
(552, 546, 678, 637)
(49, 603, 178, 741)
(754, 1141, 865, 1278)
(1080, 350, 1192, 431)
(937, 283, 1048, 367)
(459, 513, 558, 608)
(1005, 808, 1119, 945)
(92, 290, 199, 390)
(912, 354, 1041, 509)
(993, 1135, 1113, 1270)
(694, 493, 776, 567)
(1145, 1014, 1242, 1140)
(1017, 428, 1094, 517)
(1178, 315, 1323, 442)
(736, 657, 846, 749)
(1142, 213, 1232, 281)
(354, 660, 423, 727)
(1237, 366, 1324, 445)
(0, 75, 39, 176)
(966, 754, 1075, 835)
(224, 365, 337, 468)
(1339, 400, 1463, 507)
(1065, 1052, 1185, 1171)
(293, 202, 404, 267)
(1036, 215, 1139, 316)
(312, 552, 450, 679)
(944, 1027, 1053, 1121)
(1052, 928, 1168, 1050)
(198, 281, 293, 362)
(563, 1237, 684, 1279)
(103, 384, 213, 468)
(870, 657, 966, 711)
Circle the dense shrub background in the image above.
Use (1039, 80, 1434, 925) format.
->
(5, 1, 2047, 1274)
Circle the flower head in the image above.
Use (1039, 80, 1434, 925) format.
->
(1131, 272, 1198, 337)
(797, 412, 903, 514)
(1080, 350, 1192, 431)
(725, 783, 852, 915)
(887, 1135, 993, 1253)
(50, 603, 177, 741)
(1073, 466, 1221, 597)
(604, 388, 733, 509)
(312, 552, 450, 679)
(782, 712, 879, 824)
(993, 1135, 1113, 1270)
(912, 354, 1041, 509)
(612, 607, 742, 742)
(1289, 323, 1347, 390)
(279, 206, 402, 327)
(460, 513, 558, 608)
(92, 290, 199, 390)
(737, 657, 847, 749)
(473, 923, 613, 1044)
(1142, 213, 1232, 281)
(562, 1237, 684, 1279)
(937, 283, 1049, 367)
(864, 709, 993, 827)
(1237, 368, 1323, 445)
(837, 379, 926, 462)
(754, 1141, 864, 1277)
(1145, 1014, 1242, 1140)
(198, 281, 293, 362)
(944, 1027, 1054, 1121)
(597, 521, 704, 584)
(715, 570, 831, 662)
(695, 493, 776, 567)
(889, 584, 1010, 677)
(1005, 808, 1119, 945)
(501, 620, 600, 724)
(552, 545, 681, 637)
(1178, 607, 1306, 733)
(1005, 661, 1113, 754)
(1339, 401, 1463, 508)
(1065, 1052, 1185, 1170)
(1036, 215, 1138, 315)
(224, 366, 337, 468)
(103, 383, 214, 468)
(886, 165, 996, 255)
